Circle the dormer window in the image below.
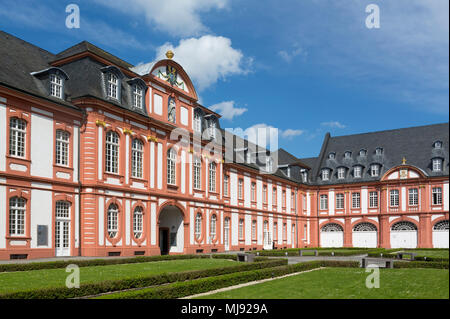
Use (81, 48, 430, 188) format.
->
(301, 170, 307, 183)
(328, 153, 336, 160)
(266, 157, 273, 173)
(50, 74, 63, 99)
(209, 120, 216, 139)
(107, 73, 119, 99)
(359, 149, 367, 157)
(370, 164, 380, 177)
(322, 169, 330, 181)
(132, 84, 143, 109)
(354, 166, 362, 178)
(337, 167, 345, 179)
(434, 141, 442, 149)
(194, 112, 202, 133)
(344, 151, 352, 159)
(286, 167, 291, 178)
(375, 147, 383, 155)
(432, 158, 442, 172)
(244, 150, 250, 164)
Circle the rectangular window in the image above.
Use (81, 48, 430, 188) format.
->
(369, 191, 378, 208)
(371, 165, 379, 177)
(251, 182, 256, 202)
(105, 131, 119, 174)
(9, 197, 26, 236)
(209, 163, 216, 192)
(432, 159, 442, 172)
(252, 220, 257, 241)
(273, 188, 277, 205)
(354, 166, 362, 178)
(239, 219, 244, 240)
(263, 185, 267, 204)
(352, 192, 361, 209)
(107, 73, 118, 99)
(131, 139, 143, 178)
(223, 175, 229, 196)
(432, 187, 442, 205)
(283, 223, 287, 241)
(273, 222, 278, 241)
(194, 113, 202, 133)
(238, 179, 243, 199)
(303, 194, 307, 210)
(132, 85, 143, 109)
(320, 194, 328, 210)
(337, 168, 345, 179)
(167, 149, 176, 185)
(9, 118, 26, 158)
(291, 192, 296, 211)
(390, 189, 399, 207)
(193, 158, 201, 190)
(50, 74, 63, 99)
(282, 190, 286, 207)
(322, 169, 329, 181)
(408, 188, 418, 206)
(336, 193, 344, 210)
(55, 130, 69, 166)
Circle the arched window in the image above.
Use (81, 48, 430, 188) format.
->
(353, 222, 377, 232)
(195, 213, 202, 239)
(434, 220, 449, 230)
(9, 118, 26, 158)
(133, 207, 143, 239)
(391, 221, 417, 231)
(132, 84, 143, 109)
(210, 214, 217, 240)
(9, 197, 26, 236)
(107, 72, 119, 99)
(55, 201, 70, 219)
(105, 131, 119, 174)
(167, 148, 176, 185)
(193, 156, 201, 190)
(209, 162, 216, 192)
(50, 74, 63, 99)
(131, 139, 144, 178)
(55, 130, 70, 166)
(321, 223, 344, 232)
(107, 204, 119, 238)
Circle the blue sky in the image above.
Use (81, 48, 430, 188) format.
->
(0, 0, 448, 158)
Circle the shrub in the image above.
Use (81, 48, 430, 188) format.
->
(394, 261, 449, 269)
(0, 259, 287, 299)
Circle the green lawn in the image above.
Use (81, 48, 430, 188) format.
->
(0, 258, 235, 294)
(197, 268, 449, 299)
(405, 249, 449, 258)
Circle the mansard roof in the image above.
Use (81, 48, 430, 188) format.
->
(312, 122, 449, 185)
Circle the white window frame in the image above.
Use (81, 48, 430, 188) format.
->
(107, 72, 119, 99)
(131, 139, 144, 178)
(390, 189, 399, 207)
(263, 185, 267, 204)
(105, 131, 119, 174)
(55, 130, 70, 167)
(370, 164, 379, 177)
(9, 118, 26, 158)
(210, 214, 217, 241)
(238, 179, 243, 199)
(251, 182, 256, 202)
(322, 169, 330, 181)
(50, 74, 63, 99)
(352, 192, 361, 209)
(337, 167, 345, 179)
(224, 175, 229, 196)
(195, 213, 202, 239)
(239, 219, 244, 240)
(167, 148, 176, 185)
(320, 194, 328, 210)
(133, 207, 143, 239)
(107, 204, 119, 238)
(209, 162, 216, 192)
(193, 157, 201, 190)
(408, 188, 418, 206)
(369, 191, 378, 208)
(132, 84, 143, 109)
(354, 166, 362, 178)
(336, 193, 344, 209)
(432, 187, 442, 205)
(432, 159, 442, 172)
(252, 220, 257, 241)
(194, 112, 202, 133)
(9, 197, 26, 236)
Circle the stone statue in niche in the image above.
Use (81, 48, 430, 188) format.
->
(168, 97, 176, 123)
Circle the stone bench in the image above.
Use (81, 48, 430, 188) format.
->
(299, 249, 319, 257)
(237, 253, 255, 262)
(361, 257, 394, 268)
(396, 252, 417, 260)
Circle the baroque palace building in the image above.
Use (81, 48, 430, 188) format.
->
(0, 31, 448, 260)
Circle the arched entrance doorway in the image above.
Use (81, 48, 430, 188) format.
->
(158, 205, 184, 255)
(390, 221, 417, 248)
(320, 223, 344, 248)
(352, 222, 377, 248)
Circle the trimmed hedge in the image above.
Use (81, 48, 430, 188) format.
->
(256, 249, 370, 257)
(0, 258, 286, 299)
(104, 260, 361, 299)
(0, 253, 238, 273)
(394, 261, 449, 269)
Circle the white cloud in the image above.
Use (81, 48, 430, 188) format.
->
(278, 45, 308, 63)
(281, 129, 304, 138)
(155, 35, 249, 90)
(209, 101, 247, 120)
(321, 121, 346, 129)
(94, 0, 229, 37)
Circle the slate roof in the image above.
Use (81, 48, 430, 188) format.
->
(312, 122, 449, 185)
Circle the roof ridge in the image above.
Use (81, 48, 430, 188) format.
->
(331, 122, 449, 139)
